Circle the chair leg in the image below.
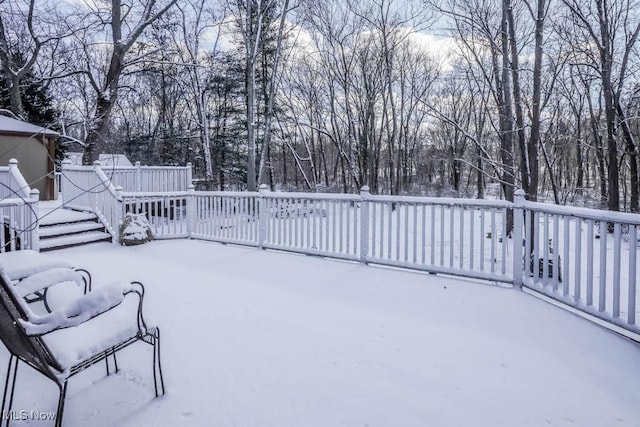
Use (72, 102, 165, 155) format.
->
(113, 351, 119, 373)
(1, 355, 18, 427)
(55, 382, 67, 427)
(152, 328, 165, 397)
(104, 347, 119, 376)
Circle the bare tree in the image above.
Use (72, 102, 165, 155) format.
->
(80, 0, 178, 165)
(561, 0, 640, 212)
(0, 0, 73, 117)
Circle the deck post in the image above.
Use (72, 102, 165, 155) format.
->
(60, 160, 72, 204)
(114, 186, 123, 245)
(29, 189, 40, 252)
(359, 186, 370, 264)
(92, 161, 102, 213)
(186, 163, 193, 190)
(187, 184, 195, 238)
(258, 184, 268, 249)
(512, 189, 526, 289)
(8, 158, 31, 199)
(135, 162, 142, 192)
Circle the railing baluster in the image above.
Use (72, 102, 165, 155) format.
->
(280, 199, 286, 246)
(542, 213, 549, 286)
(230, 197, 236, 240)
(371, 202, 377, 258)
(587, 220, 594, 307)
(353, 200, 358, 256)
(480, 209, 485, 272)
(403, 204, 409, 262)
(599, 220, 607, 312)
(469, 208, 475, 271)
(396, 204, 401, 261)
(459, 206, 464, 270)
(563, 216, 570, 296)
(346, 201, 351, 254)
(324, 200, 329, 252)
(552, 214, 559, 289)
(449, 206, 454, 267)
(440, 205, 445, 266)
(338, 201, 343, 254)
(533, 212, 539, 281)
(376, 202, 382, 258)
(413, 204, 418, 264)
(574, 218, 582, 302)
(490, 208, 496, 274)
(501, 208, 507, 275)
(629, 225, 637, 325)
(612, 223, 621, 318)
(430, 205, 435, 265)
(388, 203, 393, 260)
(421, 205, 426, 265)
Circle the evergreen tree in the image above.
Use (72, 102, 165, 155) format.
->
(0, 64, 66, 166)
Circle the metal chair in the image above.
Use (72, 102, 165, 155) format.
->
(0, 265, 164, 427)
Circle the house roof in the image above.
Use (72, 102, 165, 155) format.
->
(65, 152, 133, 167)
(0, 115, 59, 138)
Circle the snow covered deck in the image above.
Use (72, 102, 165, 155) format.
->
(5, 239, 639, 426)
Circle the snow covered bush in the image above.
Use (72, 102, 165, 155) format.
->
(119, 213, 153, 246)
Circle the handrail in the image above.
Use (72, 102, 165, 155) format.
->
(93, 161, 122, 202)
(6, 159, 31, 199)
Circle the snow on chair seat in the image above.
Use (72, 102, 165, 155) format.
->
(0, 267, 164, 427)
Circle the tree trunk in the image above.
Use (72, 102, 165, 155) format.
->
(7, 75, 23, 118)
(505, 0, 529, 197)
(257, 0, 290, 186)
(616, 101, 639, 212)
(527, 0, 545, 201)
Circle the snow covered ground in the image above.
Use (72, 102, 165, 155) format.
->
(4, 239, 640, 426)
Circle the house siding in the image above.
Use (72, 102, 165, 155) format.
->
(0, 134, 55, 200)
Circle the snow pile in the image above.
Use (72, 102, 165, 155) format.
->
(119, 212, 153, 246)
(20, 281, 135, 336)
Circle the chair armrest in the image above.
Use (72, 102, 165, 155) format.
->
(15, 268, 85, 298)
(19, 281, 144, 336)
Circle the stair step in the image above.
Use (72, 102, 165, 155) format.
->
(40, 221, 105, 238)
(39, 231, 112, 251)
(39, 209, 98, 226)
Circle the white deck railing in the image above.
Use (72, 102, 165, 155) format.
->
(139, 185, 635, 336)
(363, 192, 513, 283)
(0, 160, 38, 252)
(513, 190, 640, 334)
(121, 191, 190, 239)
(38, 159, 640, 337)
(60, 161, 123, 240)
(89, 161, 192, 193)
(0, 159, 31, 200)
(60, 161, 194, 241)
(0, 195, 39, 253)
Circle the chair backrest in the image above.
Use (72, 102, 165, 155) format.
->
(0, 269, 64, 377)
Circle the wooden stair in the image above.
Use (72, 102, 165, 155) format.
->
(38, 209, 112, 251)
